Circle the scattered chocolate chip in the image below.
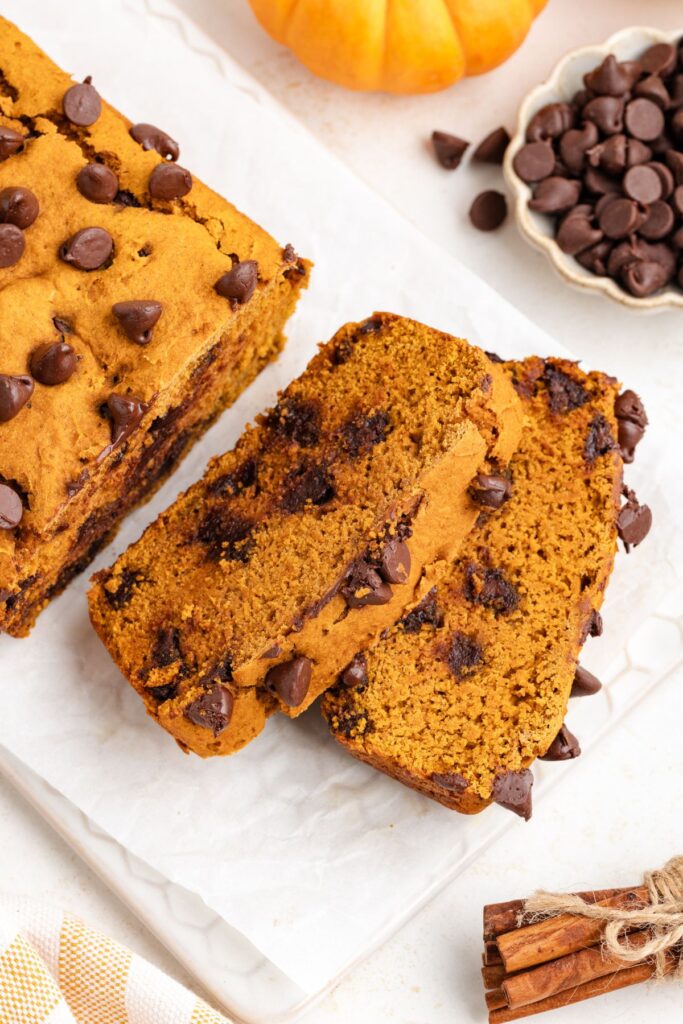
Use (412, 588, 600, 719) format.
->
(584, 414, 616, 463)
(400, 589, 442, 632)
(526, 103, 574, 142)
(469, 190, 507, 231)
(340, 652, 368, 689)
(130, 122, 179, 161)
(76, 163, 119, 203)
(540, 724, 581, 761)
(464, 563, 519, 615)
(513, 141, 555, 183)
(617, 487, 652, 549)
(30, 342, 77, 385)
(105, 392, 148, 447)
(492, 769, 533, 820)
(0, 125, 24, 161)
(468, 472, 512, 509)
(445, 631, 482, 680)
(148, 162, 192, 200)
(342, 561, 393, 609)
(214, 259, 258, 306)
(0, 374, 33, 421)
(431, 772, 469, 794)
(473, 126, 510, 164)
(112, 300, 163, 344)
(614, 389, 648, 462)
(184, 684, 234, 735)
(0, 186, 39, 229)
(265, 655, 313, 708)
(0, 222, 25, 267)
(379, 538, 411, 584)
(528, 176, 581, 214)
(62, 76, 102, 127)
(0, 482, 23, 528)
(571, 665, 602, 698)
(431, 131, 469, 169)
(59, 227, 113, 271)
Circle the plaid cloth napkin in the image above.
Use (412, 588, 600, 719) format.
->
(0, 896, 229, 1023)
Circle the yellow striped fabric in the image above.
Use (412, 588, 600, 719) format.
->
(0, 897, 229, 1024)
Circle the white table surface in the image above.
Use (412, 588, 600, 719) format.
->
(2, 1, 683, 1021)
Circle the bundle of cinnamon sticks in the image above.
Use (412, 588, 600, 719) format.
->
(482, 885, 676, 1021)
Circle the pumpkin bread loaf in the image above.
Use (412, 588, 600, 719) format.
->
(0, 17, 309, 636)
(89, 314, 523, 756)
(322, 357, 650, 819)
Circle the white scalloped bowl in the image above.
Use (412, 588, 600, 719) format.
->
(503, 26, 683, 312)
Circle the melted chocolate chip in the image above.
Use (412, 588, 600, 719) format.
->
(469, 473, 512, 509)
(105, 392, 148, 447)
(59, 227, 113, 271)
(0, 223, 25, 267)
(281, 462, 335, 513)
(114, 189, 142, 208)
(445, 631, 482, 680)
(52, 316, 73, 335)
(184, 684, 234, 735)
(0, 125, 24, 161)
(431, 131, 469, 169)
(340, 652, 368, 690)
(214, 260, 258, 306)
(540, 724, 581, 761)
(265, 656, 313, 708)
(614, 389, 648, 463)
(112, 300, 163, 345)
(571, 665, 602, 698)
(267, 397, 321, 447)
(431, 772, 469, 794)
(152, 626, 183, 668)
(148, 163, 192, 200)
(62, 77, 102, 127)
(584, 414, 616, 463)
(0, 482, 23, 529)
(0, 374, 33, 421)
(104, 567, 145, 610)
(77, 163, 119, 203)
(379, 538, 411, 584)
(617, 487, 652, 549)
(543, 363, 590, 414)
(331, 708, 372, 739)
(146, 682, 178, 703)
(208, 459, 257, 497)
(197, 508, 254, 562)
(342, 561, 393, 609)
(588, 609, 603, 638)
(0, 186, 38, 229)
(464, 563, 519, 615)
(340, 409, 391, 458)
(130, 122, 179, 161)
(400, 589, 442, 632)
(492, 769, 534, 820)
(30, 342, 77, 385)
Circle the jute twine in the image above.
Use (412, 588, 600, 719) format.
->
(520, 855, 683, 980)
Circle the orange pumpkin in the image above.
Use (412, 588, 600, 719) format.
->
(247, 0, 548, 95)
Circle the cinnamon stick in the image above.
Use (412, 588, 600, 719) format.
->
(482, 963, 507, 989)
(483, 887, 631, 940)
(496, 887, 649, 973)
(483, 939, 503, 966)
(485, 988, 508, 1011)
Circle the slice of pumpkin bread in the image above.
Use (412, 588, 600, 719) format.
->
(89, 314, 523, 757)
(322, 357, 650, 818)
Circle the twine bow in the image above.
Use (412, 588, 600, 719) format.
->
(521, 855, 683, 980)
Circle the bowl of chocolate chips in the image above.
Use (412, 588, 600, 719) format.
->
(504, 27, 683, 310)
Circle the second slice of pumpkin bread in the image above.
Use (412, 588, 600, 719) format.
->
(89, 314, 522, 756)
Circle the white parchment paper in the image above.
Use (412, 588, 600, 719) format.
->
(0, 0, 680, 995)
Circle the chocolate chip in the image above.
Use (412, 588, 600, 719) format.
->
(0, 125, 24, 161)
(469, 190, 507, 231)
(597, 198, 640, 240)
(513, 141, 555, 182)
(491, 769, 533, 820)
(431, 131, 469, 169)
(634, 74, 670, 110)
(623, 164, 662, 204)
(59, 227, 113, 270)
(214, 260, 258, 306)
(130, 122, 179, 161)
(114, 189, 142, 208)
(540, 724, 581, 761)
(30, 342, 77, 385)
(576, 240, 612, 276)
(112, 300, 163, 344)
(0, 483, 22, 529)
(340, 652, 368, 689)
(571, 665, 602, 697)
(464, 563, 519, 615)
(0, 223, 25, 267)
(528, 176, 581, 214)
(380, 538, 410, 584)
(342, 561, 392, 609)
(543, 363, 589, 414)
(339, 409, 390, 457)
(639, 200, 674, 241)
(152, 626, 183, 668)
(666, 149, 683, 184)
(617, 487, 652, 549)
(196, 508, 254, 562)
(265, 656, 312, 708)
(640, 42, 676, 77)
(559, 124, 599, 173)
(184, 684, 234, 735)
(584, 54, 637, 96)
(584, 95, 624, 134)
(614, 389, 648, 463)
(625, 98, 665, 141)
(622, 260, 669, 297)
(103, 567, 145, 610)
(431, 772, 469, 794)
(207, 459, 257, 497)
(556, 212, 603, 256)
(400, 589, 442, 632)
(588, 609, 603, 637)
(0, 374, 33, 421)
(587, 134, 627, 174)
(473, 127, 510, 165)
(281, 462, 335, 513)
(76, 163, 119, 203)
(526, 103, 574, 142)
(148, 163, 192, 200)
(584, 414, 616, 463)
(0, 186, 39, 229)
(445, 631, 482, 680)
(105, 392, 148, 446)
(268, 397, 321, 447)
(62, 77, 102, 127)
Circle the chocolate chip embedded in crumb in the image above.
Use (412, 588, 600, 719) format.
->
(492, 769, 534, 820)
(588, 609, 604, 638)
(0, 483, 23, 529)
(0, 125, 24, 161)
(0, 223, 25, 267)
(196, 508, 254, 563)
(464, 563, 519, 615)
(342, 561, 393, 609)
(543, 363, 589, 414)
(379, 538, 411, 584)
(431, 131, 469, 170)
(184, 684, 234, 735)
(0, 186, 39, 229)
(469, 190, 507, 231)
(105, 392, 148, 447)
(445, 631, 482, 680)
(214, 260, 259, 306)
(112, 300, 163, 345)
(62, 76, 102, 127)
(570, 665, 602, 698)
(59, 227, 113, 271)
(30, 342, 78, 386)
(430, 771, 469, 794)
(617, 487, 652, 549)
(265, 656, 313, 708)
(540, 724, 581, 761)
(0, 374, 33, 422)
(614, 389, 648, 463)
(473, 127, 510, 165)
(469, 473, 512, 509)
(151, 626, 183, 668)
(340, 652, 368, 689)
(148, 162, 192, 200)
(339, 409, 391, 457)
(400, 589, 442, 632)
(130, 122, 179, 161)
(584, 414, 616, 464)
(76, 163, 119, 204)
